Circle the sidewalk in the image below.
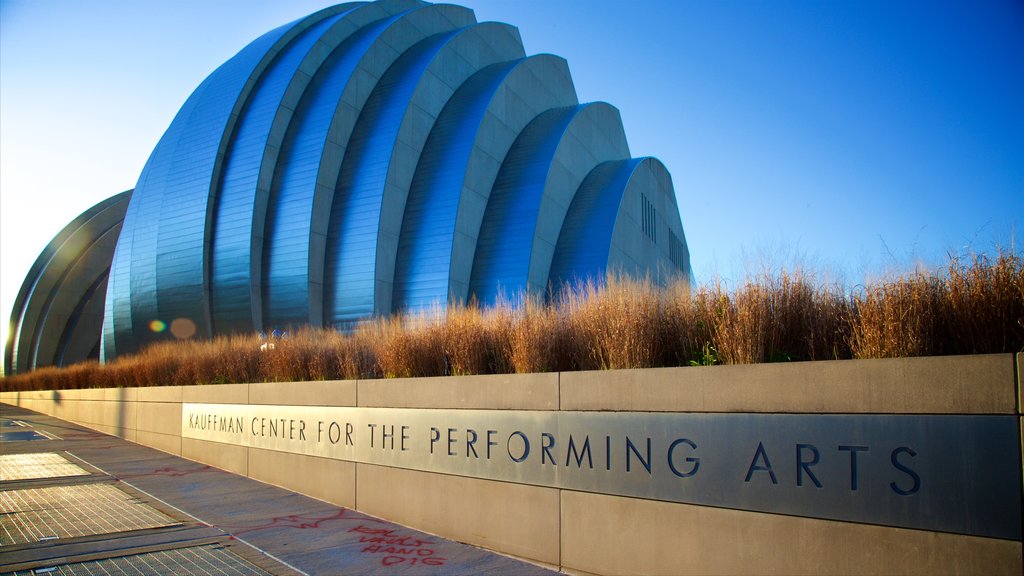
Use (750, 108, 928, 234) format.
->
(0, 403, 555, 575)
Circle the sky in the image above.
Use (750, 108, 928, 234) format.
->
(2, 0, 1022, 361)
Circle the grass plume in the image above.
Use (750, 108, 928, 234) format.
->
(3, 249, 1021, 391)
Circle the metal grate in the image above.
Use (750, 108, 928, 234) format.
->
(3, 543, 273, 576)
(0, 453, 89, 482)
(0, 484, 178, 546)
(0, 431, 57, 443)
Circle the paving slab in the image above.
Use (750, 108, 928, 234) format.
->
(0, 404, 555, 575)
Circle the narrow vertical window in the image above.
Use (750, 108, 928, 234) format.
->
(641, 194, 657, 243)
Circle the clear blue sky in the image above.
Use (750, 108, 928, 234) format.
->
(2, 0, 1022, 355)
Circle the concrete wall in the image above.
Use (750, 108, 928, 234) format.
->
(3, 353, 1021, 575)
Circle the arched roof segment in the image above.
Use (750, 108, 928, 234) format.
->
(469, 102, 629, 305)
(9, 193, 122, 371)
(103, 5, 356, 359)
(210, 10, 353, 335)
(606, 157, 692, 283)
(393, 54, 578, 313)
(31, 225, 122, 369)
(325, 22, 525, 326)
(548, 158, 643, 287)
(262, 11, 422, 330)
(55, 271, 109, 367)
(216, 0, 444, 334)
(6, 191, 131, 374)
(261, 3, 476, 330)
(547, 156, 690, 289)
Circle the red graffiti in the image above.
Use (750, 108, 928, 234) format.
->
(117, 465, 212, 479)
(350, 525, 447, 567)
(70, 443, 118, 450)
(63, 431, 105, 438)
(225, 508, 377, 536)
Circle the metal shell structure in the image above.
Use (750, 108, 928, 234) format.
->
(6, 0, 691, 373)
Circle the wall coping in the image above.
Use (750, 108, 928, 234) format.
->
(3, 353, 1017, 415)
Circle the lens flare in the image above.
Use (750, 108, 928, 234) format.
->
(148, 319, 167, 333)
(170, 318, 197, 339)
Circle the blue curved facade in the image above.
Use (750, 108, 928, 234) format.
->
(6, 0, 691, 372)
(6, 192, 131, 374)
(211, 10, 352, 335)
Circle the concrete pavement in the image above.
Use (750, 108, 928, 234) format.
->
(0, 403, 556, 575)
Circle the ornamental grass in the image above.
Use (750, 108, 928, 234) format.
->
(3, 249, 1021, 391)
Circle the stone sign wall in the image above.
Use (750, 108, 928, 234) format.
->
(3, 353, 1022, 575)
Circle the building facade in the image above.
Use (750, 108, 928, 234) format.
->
(6, 0, 690, 373)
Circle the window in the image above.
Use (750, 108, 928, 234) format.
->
(669, 230, 686, 272)
(641, 194, 656, 243)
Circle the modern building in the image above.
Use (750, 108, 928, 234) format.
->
(5, 0, 690, 374)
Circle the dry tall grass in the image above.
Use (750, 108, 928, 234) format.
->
(442, 303, 514, 376)
(564, 276, 662, 370)
(506, 296, 576, 374)
(714, 271, 852, 364)
(849, 251, 1024, 358)
(3, 249, 1021, 391)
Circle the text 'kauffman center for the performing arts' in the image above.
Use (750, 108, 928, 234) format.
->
(6, 0, 691, 375)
